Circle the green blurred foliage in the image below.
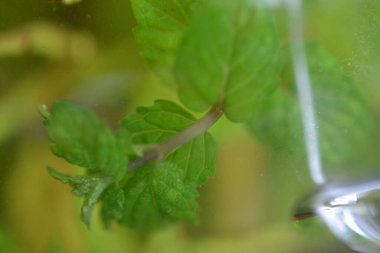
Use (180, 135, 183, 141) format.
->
(0, 228, 18, 253)
(0, 0, 379, 253)
(248, 43, 375, 173)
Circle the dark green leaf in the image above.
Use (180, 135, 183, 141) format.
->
(40, 101, 129, 180)
(175, 0, 279, 121)
(248, 44, 374, 166)
(130, 0, 196, 86)
(120, 162, 198, 229)
(120, 100, 216, 185)
(48, 167, 113, 228)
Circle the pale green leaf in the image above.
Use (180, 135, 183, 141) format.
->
(175, 0, 279, 121)
(40, 101, 129, 180)
(248, 44, 374, 166)
(120, 162, 198, 229)
(120, 100, 216, 185)
(130, 0, 196, 86)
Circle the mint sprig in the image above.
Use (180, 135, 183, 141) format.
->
(41, 100, 218, 229)
(40, 0, 376, 231)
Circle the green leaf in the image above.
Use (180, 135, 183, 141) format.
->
(130, 0, 196, 86)
(248, 44, 374, 167)
(120, 162, 198, 229)
(40, 101, 129, 180)
(120, 100, 216, 185)
(48, 167, 113, 228)
(248, 85, 304, 154)
(166, 133, 216, 186)
(100, 184, 125, 228)
(122, 100, 195, 144)
(174, 0, 279, 121)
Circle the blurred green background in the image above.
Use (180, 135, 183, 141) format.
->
(1, 0, 379, 252)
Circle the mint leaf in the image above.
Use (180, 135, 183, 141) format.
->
(174, 0, 279, 121)
(123, 100, 195, 144)
(120, 162, 198, 229)
(40, 101, 129, 180)
(99, 184, 125, 228)
(166, 133, 216, 186)
(248, 44, 374, 166)
(48, 167, 113, 228)
(248, 83, 304, 154)
(120, 100, 216, 185)
(130, 0, 196, 86)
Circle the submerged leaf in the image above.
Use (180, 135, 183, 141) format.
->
(130, 0, 196, 86)
(41, 101, 129, 180)
(248, 44, 374, 167)
(120, 162, 198, 229)
(175, 0, 279, 121)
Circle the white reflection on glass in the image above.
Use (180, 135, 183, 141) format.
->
(286, 0, 325, 185)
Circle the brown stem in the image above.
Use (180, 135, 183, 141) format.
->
(127, 104, 224, 172)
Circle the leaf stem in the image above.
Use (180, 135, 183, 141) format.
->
(127, 104, 224, 172)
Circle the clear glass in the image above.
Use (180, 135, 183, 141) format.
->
(286, 1, 380, 252)
(0, 1, 379, 253)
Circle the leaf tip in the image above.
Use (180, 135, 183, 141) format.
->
(47, 166, 72, 185)
(47, 166, 61, 179)
(38, 104, 50, 121)
(81, 206, 92, 229)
